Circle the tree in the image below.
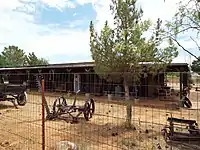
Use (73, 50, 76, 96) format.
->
(89, 0, 178, 127)
(0, 46, 49, 67)
(191, 56, 200, 73)
(26, 52, 49, 66)
(37, 58, 49, 65)
(1, 45, 27, 67)
(164, 0, 200, 60)
(0, 55, 6, 67)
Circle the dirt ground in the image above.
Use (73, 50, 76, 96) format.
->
(0, 91, 200, 150)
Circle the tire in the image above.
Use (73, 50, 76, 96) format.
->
(90, 98, 95, 114)
(17, 91, 27, 106)
(184, 97, 192, 108)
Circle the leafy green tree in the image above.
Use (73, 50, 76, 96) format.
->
(37, 58, 49, 65)
(164, 0, 200, 60)
(26, 52, 48, 66)
(0, 55, 6, 67)
(191, 56, 200, 74)
(1, 45, 27, 67)
(89, 0, 178, 127)
(0, 46, 49, 67)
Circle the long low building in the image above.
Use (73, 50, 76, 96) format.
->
(0, 61, 190, 98)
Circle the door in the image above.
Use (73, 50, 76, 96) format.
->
(74, 74, 80, 92)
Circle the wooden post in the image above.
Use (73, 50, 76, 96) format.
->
(51, 69, 55, 92)
(85, 68, 91, 93)
(41, 79, 45, 150)
(26, 70, 30, 92)
(180, 72, 183, 100)
(66, 69, 71, 92)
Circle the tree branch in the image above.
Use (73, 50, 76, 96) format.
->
(186, 15, 200, 29)
(171, 36, 200, 60)
(190, 36, 200, 51)
(162, 29, 200, 61)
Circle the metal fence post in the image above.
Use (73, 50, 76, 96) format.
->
(41, 79, 45, 150)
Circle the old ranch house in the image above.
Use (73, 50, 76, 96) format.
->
(0, 61, 189, 99)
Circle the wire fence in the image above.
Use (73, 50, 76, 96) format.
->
(0, 72, 199, 150)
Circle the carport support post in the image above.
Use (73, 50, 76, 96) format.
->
(180, 72, 183, 100)
(41, 79, 45, 150)
(26, 70, 30, 92)
(66, 69, 71, 93)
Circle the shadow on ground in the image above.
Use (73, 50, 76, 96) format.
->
(45, 114, 89, 123)
(0, 103, 15, 110)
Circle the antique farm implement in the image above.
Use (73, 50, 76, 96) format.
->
(0, 75, 28, 108)
(36, 75, 95, 123)
(46, 90, 95, 122)
(161, 116, 200, 141)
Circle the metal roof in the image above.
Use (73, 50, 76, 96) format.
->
(0, 61, 95, 71)
(0, 61, 189, 71)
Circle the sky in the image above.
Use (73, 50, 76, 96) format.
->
(0, 0, 199, 64)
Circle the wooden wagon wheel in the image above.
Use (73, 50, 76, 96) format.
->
(84, 98, 95, 121)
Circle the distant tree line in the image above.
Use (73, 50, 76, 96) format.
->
(0, 45, 49, 67)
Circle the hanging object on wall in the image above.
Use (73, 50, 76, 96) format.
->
(49, 69, 54, 81)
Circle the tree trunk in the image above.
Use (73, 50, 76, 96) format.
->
(124, 79, 132, 128)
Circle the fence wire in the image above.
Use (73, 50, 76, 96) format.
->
(0, 72, 199, 150)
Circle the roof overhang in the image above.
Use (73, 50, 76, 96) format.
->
(0, 61, 189, 72)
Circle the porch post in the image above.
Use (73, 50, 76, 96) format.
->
(183, 72, 188, 87)
(180, 66, 186, 100)
(37, 69, 42, 92)
(26, 70, 30, 92)
(50, 69, 55, 92)
(66, 69, 71, 93)
(85, 68, 91, 93)
(180, 72, 183, 100)
(26, 70, 30, 80)
(51, 69, 55, 81)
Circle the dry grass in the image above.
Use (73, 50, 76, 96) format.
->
(0, 92, 199, 150)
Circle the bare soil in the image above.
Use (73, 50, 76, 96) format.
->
(0, 91, 200, 150)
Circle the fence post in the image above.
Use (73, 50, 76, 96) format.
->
(41, 79, 45, 150)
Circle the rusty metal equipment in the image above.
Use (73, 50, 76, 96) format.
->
(0, 75, 28, 108)
(161, 116, 200, 142)
(36, 75, 95, 123)
(46, 90, 95, 122)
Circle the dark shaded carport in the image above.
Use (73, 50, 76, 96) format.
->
(0, 62, 190, 99)
(165, 63, 190, 100)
